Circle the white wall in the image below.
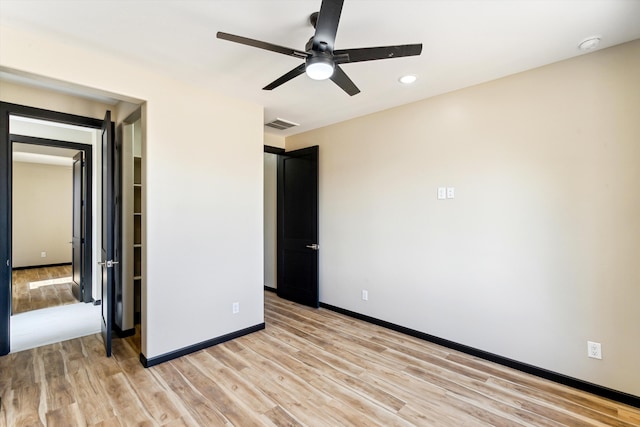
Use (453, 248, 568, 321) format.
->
(1, 24, 264, 360)
(12, 162, 72, 268)
(263, 153, 277, 289)
(286, 40, 640, 397)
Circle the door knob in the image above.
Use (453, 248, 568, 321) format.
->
(305, 244, 319, 250)
(98, 260, 119, 268)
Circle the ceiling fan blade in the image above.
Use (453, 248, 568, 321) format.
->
(334, 44, 423, 64)
(263, 64, 307, 91)
(313, 0, 344, 51)
(217, 32, 308, 59)
(330, 65, 360, 96)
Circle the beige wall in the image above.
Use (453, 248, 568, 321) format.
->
(1, 24, 264, 360)
(0, 80, 117, 121)
(286, 40, 640, 397)
(12, 162, 72, 268)
(264, 133, 285, 149)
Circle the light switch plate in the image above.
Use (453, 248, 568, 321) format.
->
(437, 187, 446, 200)
(447, 187, 455, 199)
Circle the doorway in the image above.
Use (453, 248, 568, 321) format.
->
(11, 140, 85, 315)
(263, 145, 319, 308)
(10, 129, 99, 353)
(0, 103, 105, 355)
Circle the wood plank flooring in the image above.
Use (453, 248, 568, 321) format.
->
(1, 291, 638, 426)
(12, 265, 77, 314)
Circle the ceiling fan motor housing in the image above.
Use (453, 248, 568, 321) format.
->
(309, 11, 320, 29)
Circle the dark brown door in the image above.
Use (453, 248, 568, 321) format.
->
(100, 110, 120, 357)
(277, 146, 319, 308)
(71, 151, 84, 302)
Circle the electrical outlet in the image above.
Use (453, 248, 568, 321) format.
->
(41, 251, 47, 258)
(587, 341, 602, 359)
(232, 302, 240, 314)
(361, 290, 368, 301)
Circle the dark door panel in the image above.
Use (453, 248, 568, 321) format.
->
(0, 109, 10, 355)
(72, 151, 84, 301)
(100, 110, 119, 357)
(277, 146, 319, 308)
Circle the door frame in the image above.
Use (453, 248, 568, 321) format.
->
(0, 101, 103, 356)
(264, 145, 285, 155)
(263, 144, 320, 307)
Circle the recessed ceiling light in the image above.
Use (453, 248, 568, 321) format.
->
(399, 75, 417, 84)
(578, 36, 601, 51)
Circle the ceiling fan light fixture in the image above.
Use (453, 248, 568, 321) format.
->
(306, 55, 335, 80)
(217, 0, 423, 96)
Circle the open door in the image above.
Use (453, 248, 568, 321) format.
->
(277, 146, 319, 308)
(71, 151, 84, 302)
(100, 110, 120, 357)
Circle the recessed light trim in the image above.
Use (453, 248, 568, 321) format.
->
(399, 75, 417, 84)
(578, 36, 601, 51)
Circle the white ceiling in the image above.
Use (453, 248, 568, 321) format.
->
(1, 0, 639, 137)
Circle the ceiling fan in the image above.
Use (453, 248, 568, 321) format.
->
(217, 0, 422, 96)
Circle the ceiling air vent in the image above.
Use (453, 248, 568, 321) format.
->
(265, 118, 299, 131)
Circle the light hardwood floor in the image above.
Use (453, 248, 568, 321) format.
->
(11, 265, 78, 314)
(0, 291, 638, 426)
